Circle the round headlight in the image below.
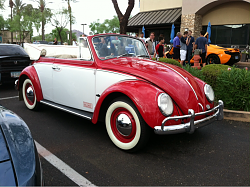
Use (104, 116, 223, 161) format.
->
(158, 93, 174, 116)
(204, 84, 214, 102)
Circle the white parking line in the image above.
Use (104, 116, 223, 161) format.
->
(35, 141, 96, 187)
(0, 96, 19, 100)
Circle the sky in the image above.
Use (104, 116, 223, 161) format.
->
(0, 0, 140, 36)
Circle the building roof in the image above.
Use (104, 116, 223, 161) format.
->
(128, 8, 182, 27)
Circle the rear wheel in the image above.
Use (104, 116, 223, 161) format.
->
(22, 79, 40, 110)
(105, 97, 150, 152)
(206, 54, 220, 64)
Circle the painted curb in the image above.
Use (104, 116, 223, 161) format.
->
(223, 109, 250, 123)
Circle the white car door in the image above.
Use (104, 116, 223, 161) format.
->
(52, 41, 96, 113)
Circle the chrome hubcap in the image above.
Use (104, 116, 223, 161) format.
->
(116, 114, 132, 136)
(26, 86, 34, 103)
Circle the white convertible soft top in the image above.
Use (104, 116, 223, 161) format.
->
(23, 43, 79, 60)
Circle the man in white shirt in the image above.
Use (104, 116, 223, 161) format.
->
(139, 32, 145, 42)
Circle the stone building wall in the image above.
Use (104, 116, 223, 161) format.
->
(0, 30, 30, 43)
(181, 14, 203, 39)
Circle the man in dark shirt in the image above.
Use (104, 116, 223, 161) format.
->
(195, 30, 208, 67)
(186, 30, 195, 65)
(53, 38, 58, 45)
(173, 32, 182, 61)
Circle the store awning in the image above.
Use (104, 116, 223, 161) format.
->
(128, 8, 182, 27)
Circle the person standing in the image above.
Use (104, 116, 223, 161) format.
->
(153, 36, 166, 58)
(145, 32, 157, 56)
(173, 32, 182, 61)
(53, 38, 58, 45)
(72, 38, 77, 46)
(139, 32, 146, 42)
(186, 30, 195, 65)
(180, 31, 189, 66)
(195, 30, 208, 67)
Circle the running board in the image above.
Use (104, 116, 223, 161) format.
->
(40, 100, 93, 120)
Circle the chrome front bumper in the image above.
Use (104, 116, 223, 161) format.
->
(154, 100, 224, 135)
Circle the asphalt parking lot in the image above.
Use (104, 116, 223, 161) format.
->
(0, 83, 249, 186)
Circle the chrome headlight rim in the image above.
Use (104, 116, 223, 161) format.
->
(157, 93, 174, 117)
(204, 84, 214, 103)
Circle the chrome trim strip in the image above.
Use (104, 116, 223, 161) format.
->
(40, 100, 92, 120)
(153, 61, 199, 100)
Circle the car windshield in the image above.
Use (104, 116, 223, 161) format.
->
(92, 35, 149, 60)
(0, 45, 28, 56)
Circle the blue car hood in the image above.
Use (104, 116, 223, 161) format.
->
(0, 106, 36, 186)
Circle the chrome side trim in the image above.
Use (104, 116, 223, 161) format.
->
(40, 100, 93, 120)
(154, 100, 224, 135)
(154, 61, 199, 100)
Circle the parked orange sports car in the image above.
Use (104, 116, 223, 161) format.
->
(167, 45, 241, 65)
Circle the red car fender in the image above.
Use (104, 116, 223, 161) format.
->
(92, 80, 180, 128)
(18, 66, 43, 102)
(194, 77, 214, 109)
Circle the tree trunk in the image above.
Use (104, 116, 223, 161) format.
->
(120, 19, 128, 34)
(42, 12, 45, 41)
(57, 27, 63, 44)
(11, 7, 13, 44)
(111, 0, 134, 34)
(68, 0, 72, 45)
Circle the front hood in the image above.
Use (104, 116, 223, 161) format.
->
(100, 58, 206, 114)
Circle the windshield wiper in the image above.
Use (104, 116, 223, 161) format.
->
(117, 53, 134, 58)
(136, 55, 150, 58)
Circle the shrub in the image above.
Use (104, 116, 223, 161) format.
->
(182, 65, 205, 80)
(158, 58, 182, 68)
(202, 64, 231, 88)
(215, 67, 250, 111)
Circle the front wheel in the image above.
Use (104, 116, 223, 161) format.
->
(22, 79, 40, 110)
(105, 97, 150, 152)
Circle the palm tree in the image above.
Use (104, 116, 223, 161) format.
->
(13, 0, 26, 43)
(9, 0, 14, 43)
(38, 0, 45, 41)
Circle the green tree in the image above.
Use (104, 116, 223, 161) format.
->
(51, 28, 76, 44)
(13, 0, 25, 42)
(89, 16, 120, 34)
(51, 8, 75, 44)
(9, 4, 38, 42)
(0, 15, 5, 30)
(0, 0, 5, 10)
(63, 0, 77, 45)
(34, 0, 52, 41)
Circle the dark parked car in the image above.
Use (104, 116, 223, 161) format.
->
(0, 44, 31, 84)
(0, 105, 43, 186)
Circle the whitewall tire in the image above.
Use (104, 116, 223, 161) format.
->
(22, 79, 39, 110)
(105, 97, 150, 152)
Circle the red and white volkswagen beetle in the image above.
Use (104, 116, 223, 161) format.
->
(16, 34, 224, 152)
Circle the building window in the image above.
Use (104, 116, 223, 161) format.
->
(203, 24, 250, 47)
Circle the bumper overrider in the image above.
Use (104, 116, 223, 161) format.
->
(154, 100, 224, 135)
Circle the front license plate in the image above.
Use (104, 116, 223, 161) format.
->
(11, 72, 21, 78)
(235, 56, 239, 59)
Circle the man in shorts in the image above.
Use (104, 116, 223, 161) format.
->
(180, 31, 189, 66)
(195, 30, 208, 67)
(173, 32, 182, 61)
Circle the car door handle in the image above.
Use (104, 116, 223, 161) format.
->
(52, 67, 61, 70)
